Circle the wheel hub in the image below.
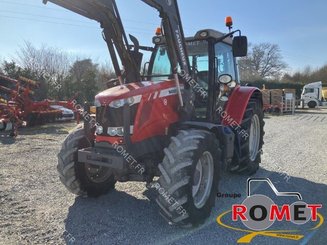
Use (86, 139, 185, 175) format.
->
(192, 151, 214, 209)
(85, 164, 112, 183)
(249, 114, 260, 162)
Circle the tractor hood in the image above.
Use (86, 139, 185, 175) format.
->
(95, 80, 179, 106)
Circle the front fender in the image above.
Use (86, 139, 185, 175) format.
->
(222, 85, 262, 126)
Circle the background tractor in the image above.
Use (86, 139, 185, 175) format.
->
(44, 0, 264, 227)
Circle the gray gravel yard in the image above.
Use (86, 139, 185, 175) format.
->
(1, 109, 327, 245)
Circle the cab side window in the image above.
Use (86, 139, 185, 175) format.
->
(215, 43, 236, 80)
(151, 47, 171, 82)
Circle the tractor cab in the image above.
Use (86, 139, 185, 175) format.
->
(146, 29, 246, 121)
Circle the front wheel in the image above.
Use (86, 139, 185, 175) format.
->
(156, 129, 221, 227)
(57, 125, 116, 197)
(308, 101, 317, 109)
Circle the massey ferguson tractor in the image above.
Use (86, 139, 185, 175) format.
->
(44, 0, 264, 227)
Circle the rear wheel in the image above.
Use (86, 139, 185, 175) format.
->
(57, 125, 116, 197)
(156, 129, 220, 227)
(233, 99, 264, 174)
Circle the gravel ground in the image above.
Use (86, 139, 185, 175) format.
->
(0, 109, 326, 245)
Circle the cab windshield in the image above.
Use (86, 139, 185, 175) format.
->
(150, 40, 209, 83)
(150, 40, 236, 85)
(150, 40, 209, 119)
(149, 40, 236, 120)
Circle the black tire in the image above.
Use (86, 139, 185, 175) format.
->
(233, 99, 265, 175)
(57, 125, 116, 197)
(273, 107, 281, 115)
(308, 101, 317, 109)
(27, 114, 36, 127)
(156, 129, 220, 227)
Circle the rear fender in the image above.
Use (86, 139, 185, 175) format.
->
(222, 86, 262, 126)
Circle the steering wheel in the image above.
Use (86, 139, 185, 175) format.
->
(188, 66, 207, 88)
(196, 71, 209, 90)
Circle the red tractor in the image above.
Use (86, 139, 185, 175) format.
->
(44, 0, 264, 226)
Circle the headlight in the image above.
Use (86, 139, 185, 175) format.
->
(95, 126, 103, 135)
(108, 127, 118, 136)
(199, 31, 209, 38)
(112, 99, 124, 108)
(218, 74, 233, 84)
(110, 99, 129, 108)
(94, 99, 101, 107)
(228, 81, 237, 88)
(116, 127, 124, 137)
(109, 95, 142, 108)
(107, 127, 124, 137)
(127, 97, 134, 105)
(220, 96, 229, 102)
(153, 37, 162, 44)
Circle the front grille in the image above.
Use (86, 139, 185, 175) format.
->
(96, 104, 138, 135)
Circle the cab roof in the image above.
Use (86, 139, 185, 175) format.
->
(185, 29, 233, 45)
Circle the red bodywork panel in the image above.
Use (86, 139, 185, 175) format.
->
(94, 82, 261, 144)
(95, 81, 179, 105)
(95, 80, 181, 144)
(96, 135, 123, 145)
(223, 85, 261, 126)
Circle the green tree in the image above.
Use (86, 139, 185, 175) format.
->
(2, 61, 22, 78)
(283, 65, 327, 84)
(66, 59, 99, 102)
(1, 61, 47, 100)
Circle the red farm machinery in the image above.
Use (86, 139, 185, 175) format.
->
(43, 0, 265, 227)
(0, 74, 76, 136)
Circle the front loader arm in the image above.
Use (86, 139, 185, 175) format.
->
(141, 0, 194, 118)
(141, 0, 191, 76)
(43, 0, 141, 83)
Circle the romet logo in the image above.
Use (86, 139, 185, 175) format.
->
(216, 178, 324, 243)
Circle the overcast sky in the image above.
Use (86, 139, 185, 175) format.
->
(1, 0, 327, 73)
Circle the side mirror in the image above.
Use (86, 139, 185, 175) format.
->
(152, 36, 166, 45)
(233, 36, 248, 57)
